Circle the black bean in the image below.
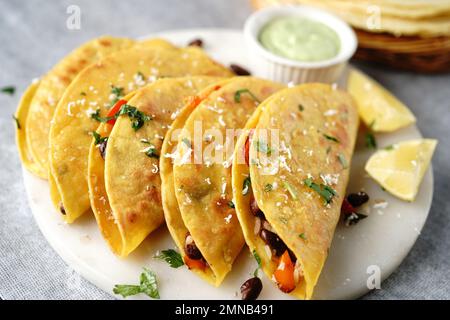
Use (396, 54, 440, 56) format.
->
(59, 203, 66, 215)
(185, 233, 203, 260)
(250, 195, 265, 219)
(347, 191, 370, 207)
(230, 64, 251, 76)
(188, 39, 203, 48)
(240, 277, 262, 300)
(287, 248, 297, 263)
(98, 139, 108, 160)
(260, 229, 287, 257)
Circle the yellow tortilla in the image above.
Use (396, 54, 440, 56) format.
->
(160, 79, 234, 283)
(49, 43, 233, 223)
(169, 77, 284, 286)
(14, 80, 45, 178)
(88, 77, 224, 257)
(24, 36, 136, 178)
(232, 84, 359, 299)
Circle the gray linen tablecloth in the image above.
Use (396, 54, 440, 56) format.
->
(0, 0, 449, 300)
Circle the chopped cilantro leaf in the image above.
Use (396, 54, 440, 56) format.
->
(234, 89, 261, 103)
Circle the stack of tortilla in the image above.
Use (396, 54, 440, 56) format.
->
(251, 0, 450, 72)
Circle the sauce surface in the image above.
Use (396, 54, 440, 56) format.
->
(259, 16, 340, 62)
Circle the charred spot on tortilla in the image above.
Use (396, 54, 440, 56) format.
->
(127, 212, 138, 224)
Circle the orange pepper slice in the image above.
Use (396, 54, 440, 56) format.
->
(184, 255, 206, 271)
(274, 250, 296, 293)
(106, 99, 127, 125)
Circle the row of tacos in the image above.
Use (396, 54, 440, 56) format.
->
(15, 36, 358, 299)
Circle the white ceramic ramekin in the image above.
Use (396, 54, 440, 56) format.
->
(244, 5, 358, 84)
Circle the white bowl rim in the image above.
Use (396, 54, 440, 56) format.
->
(244, 5, 358, 69)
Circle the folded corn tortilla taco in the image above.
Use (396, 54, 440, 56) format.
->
(88, 77, 225, 257)
(232, 83, 359, 299)
(48, 42, 233, 224)
(15, 80, 41, 176)
(160, 77, 284, 286)
(20, 36, 137, 178)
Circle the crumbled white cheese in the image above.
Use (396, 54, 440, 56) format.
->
(67, 102, 75, 116)
(264, 245, 272, 260)
(324, 109, 338, 116)
(224, 214, 232, 224)
(320, 173, 340, 186)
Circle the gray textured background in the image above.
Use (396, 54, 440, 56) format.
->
(0, 0, 449, 300)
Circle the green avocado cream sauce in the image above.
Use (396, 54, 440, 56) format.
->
(259, 16, 340, 62)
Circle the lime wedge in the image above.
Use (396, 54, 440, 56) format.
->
(365, 139, 437, 201)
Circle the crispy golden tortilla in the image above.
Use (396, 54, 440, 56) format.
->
(49, 42, 233, 223)
(160, 79, 234, 284)
(88, 77, 224, 257)
(232, 84, 359, 299)
(15, 81, 44, 177)
(166, 77, 284, 286)
(23, 36, 136, 177)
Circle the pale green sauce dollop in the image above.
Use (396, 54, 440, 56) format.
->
(259, 16, 340, 62)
